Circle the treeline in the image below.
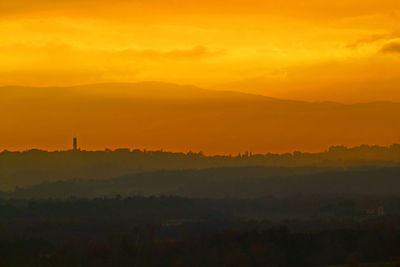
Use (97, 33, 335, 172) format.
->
(1, 195, 400, 239)
(1, 144, 400, 191)
(4, 166, 400, 199)
(1, 195, 400, 266)
(4, 224, 400, 266)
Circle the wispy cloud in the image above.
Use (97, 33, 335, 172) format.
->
(2, 0, 399, 21)
(0, 43, 225, 62)
(380, 40, 400, 54)
(346, 34, 392, 49)
(0, 43, 227, 86)
(120, 46, 226, 60)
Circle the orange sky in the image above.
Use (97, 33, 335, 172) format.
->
(1, 1, 400, 153)
(1, 0, 400, 102)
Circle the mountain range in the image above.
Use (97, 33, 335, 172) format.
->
(1, 82, 400, 154)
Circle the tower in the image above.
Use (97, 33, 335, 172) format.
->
(73, 137, 78, 151)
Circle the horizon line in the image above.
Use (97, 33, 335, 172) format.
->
(1, 81, 399, 106)
(2, 143, 400, 156)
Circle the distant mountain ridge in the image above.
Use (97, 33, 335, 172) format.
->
(2, 81, 399, 104)
(1, 82, 400, 155)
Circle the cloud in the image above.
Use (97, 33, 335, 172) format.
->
(380, 41, 400, 54)
(0, 43, 224, 63)
(2, 0, 400, 21)
(213, 54, 400, 103)
(120, 46, 225, 60)
(0, 43, 227, 86)
(346, 34, 391, 49)
(345, 32, 400, 49)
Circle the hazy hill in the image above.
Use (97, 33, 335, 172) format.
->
(1, 145, 400, 191)
(1, 82, 400, 154)
(4, 166, 400, 199)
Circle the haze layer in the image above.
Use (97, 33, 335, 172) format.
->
(1, 0, 400, 102)
(1, 83, 399, 154)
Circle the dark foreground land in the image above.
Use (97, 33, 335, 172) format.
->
(2, 195, 400, 266)
(2, 161, 400, 266)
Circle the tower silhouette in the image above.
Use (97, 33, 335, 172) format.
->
(73, 137, 78, 151)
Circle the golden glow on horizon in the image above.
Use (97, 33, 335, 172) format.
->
(1, 0, 400, 153)
(0, 0, 400, 102)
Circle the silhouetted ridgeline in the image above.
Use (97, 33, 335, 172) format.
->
(1, 144, 400, 191)
(3, 166, 400, 199)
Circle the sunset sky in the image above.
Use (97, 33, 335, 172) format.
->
(1, 1, 400, 153)
(1, 0, 400, 102)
